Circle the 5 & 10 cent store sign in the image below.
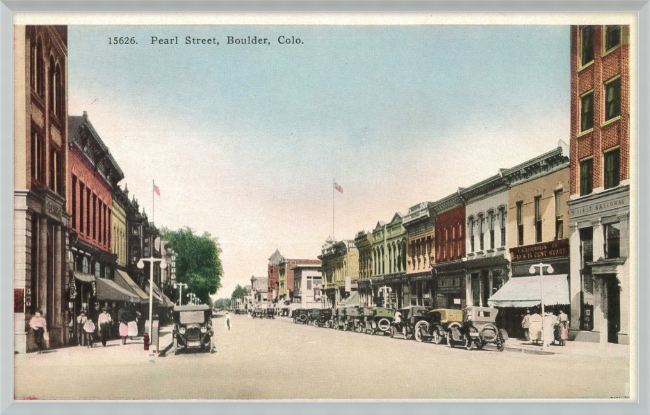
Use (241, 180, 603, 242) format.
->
(510, 239, 569, 262)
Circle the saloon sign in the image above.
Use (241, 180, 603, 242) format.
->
(510, 239, 569, 262)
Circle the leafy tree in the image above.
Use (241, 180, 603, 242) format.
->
(213, 298, 231, 309)
(231, 285, 247, 303)
(163, 227, 223, 305)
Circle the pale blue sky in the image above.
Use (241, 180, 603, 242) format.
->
(68, 25, 570, 298)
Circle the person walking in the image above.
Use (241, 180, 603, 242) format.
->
(225, 312, 231, 331)
(556, 309, 569, 346)
(76, 311, 88, 346)
(29, 311, 48, 353)
(98, 308, 112, 347)
(83, 316, 96, 348)
(119, 320, 129, 345)
(521, 309, 531, 341)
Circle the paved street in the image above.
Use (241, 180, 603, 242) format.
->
(15, 314, 629, 400)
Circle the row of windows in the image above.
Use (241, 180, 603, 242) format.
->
(30, 126, 64, 196)
(515, 190, 564, 246)
(580, 25, 621, 68)
(580, 75, 621, 132)
(437, 224, 464, 261)
(579, 147, 621, 196)
(29, 34, 65, 119)
(579, 222, 621, 265)
(71, 175, 112, 248)
(468, 208, 507, 252)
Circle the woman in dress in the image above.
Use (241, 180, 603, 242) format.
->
(119, 319, 129, 344)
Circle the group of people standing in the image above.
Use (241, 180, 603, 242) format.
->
(74, 308, 140, 348)
(521, 307, 569, 346)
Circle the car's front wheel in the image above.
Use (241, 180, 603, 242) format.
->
(414, 321, 428, 342)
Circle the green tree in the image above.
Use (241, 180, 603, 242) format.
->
(231, 284, 247, 303)
(213, 298, 231, 309)
(163, 227, 223, 305)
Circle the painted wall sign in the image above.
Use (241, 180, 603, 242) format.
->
(510, 239, 569, 262)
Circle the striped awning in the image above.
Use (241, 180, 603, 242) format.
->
(488, 274, 570, 308)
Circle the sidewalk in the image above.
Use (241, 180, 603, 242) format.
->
(505, 337, 630, 358)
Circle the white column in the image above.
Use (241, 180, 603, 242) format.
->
(569, 223, 582, 335)
(52, 224, 63, 344)
(38, 215, 48, 316)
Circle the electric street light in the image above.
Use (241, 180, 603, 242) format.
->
(137, 254, 167, 353)
(529, 262, 554, 350)
(174, 282, 187, 305)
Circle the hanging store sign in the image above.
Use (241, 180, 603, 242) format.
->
(14, 289, 24, 313)
(510, 239, 569, 262)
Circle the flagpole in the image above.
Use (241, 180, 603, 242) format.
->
(332, 179, 335, 240)
(152, 179, 155, 225)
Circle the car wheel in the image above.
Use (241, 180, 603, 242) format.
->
(447, 333, 454, 348)
(432, 329, 441, 345)
(377, 318, 391, 332)
(414, 321, 428, 342)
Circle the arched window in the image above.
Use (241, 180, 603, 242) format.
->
(54, 63, 62, 117)
(49, 55, 56, 111)
(36, 38, 44, 96)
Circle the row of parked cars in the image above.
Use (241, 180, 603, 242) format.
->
(292, 305, 508, 351)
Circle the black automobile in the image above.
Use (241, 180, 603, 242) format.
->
(172, 305, 214, 354)
(390, 306, 431, 340)
(293, 308, 310, 324)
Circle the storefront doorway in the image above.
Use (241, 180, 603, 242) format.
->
(606, 276, 620, 344)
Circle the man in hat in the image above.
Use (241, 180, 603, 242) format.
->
(76, 311, 88, 346)
(97, 308, 112, 347)
(522, 308, 531, 341)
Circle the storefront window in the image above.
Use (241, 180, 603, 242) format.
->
(555, 190, 564, 240)
(94, 262, 101, 279)
(580, 227, 593, 267)
(516, 202, 524, 246)
(82, 256, 89, 274)
(605, 223, 621, 259)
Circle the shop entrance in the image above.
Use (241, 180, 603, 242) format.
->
(606, 276, 620, 344)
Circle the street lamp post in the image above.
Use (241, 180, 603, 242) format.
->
(189, 293, 196, 305)
(529, 262, 554, 350)
(137, 255, 167, 351)
(174, 282, 187, 305)
(379, 286, 392, 308)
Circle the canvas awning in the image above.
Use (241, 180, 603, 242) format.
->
(95, 277, 144, 303)
(487, 274, 570, 308)
(74, 271, 95, 283)
(144, 282, 175, 308)
(114, 269, 148, 302)
(339, 291, 359, 308)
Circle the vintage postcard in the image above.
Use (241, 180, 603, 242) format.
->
(9, 12, 638, 404)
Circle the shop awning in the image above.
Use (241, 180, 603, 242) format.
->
(74, 271, 95, 283)
(144, 282, 175, 308)
(95, 277, 144, 303)
(114, 269, 148, 302)
(487, 274, 570, 308)
(339, 291, 359, 308)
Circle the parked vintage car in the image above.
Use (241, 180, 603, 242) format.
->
(446, 306, 507, 351)
(359, 307, 375, 334)
(293, 308, 310, 324)
(343, 307, 362, 332)
(416, 308, 464, 343)
(317, 308, 333, 327)
(334, 307, 348, 330)
(390, 306, 431, 340)
(172, 305, 214, 354)
(371, 307, 396, 335)
(308, 308, 323, 325)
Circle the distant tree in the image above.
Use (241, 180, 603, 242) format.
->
(213, 298, 231, 309)
(231, 285, 247, 304)
(162, 227, 223, 305)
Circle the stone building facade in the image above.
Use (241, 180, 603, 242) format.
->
(403, 202, 436, 307)
(13, 25, 70, 353)
(568, 25, 630, 345)
(354, 231, 373, 306)
(319, 238, 359, 308)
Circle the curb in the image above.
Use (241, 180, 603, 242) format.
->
(505, 346, 555, 355)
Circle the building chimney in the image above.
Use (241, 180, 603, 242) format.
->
(83, 111, 88, 119)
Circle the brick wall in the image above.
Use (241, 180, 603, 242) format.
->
(435, 205, 466, 263)
(570, 25, 630, 196)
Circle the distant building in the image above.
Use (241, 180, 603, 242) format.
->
(267, 249, 283, 300)
(354, 231, 373, 306)
(278, 257, 321, 302)
(403, 202, 436, 307)
(251, 276, 269, 303)
(291, 264, 323, 309)
(319, 237, 358, 308)
(568, 25, 630, 345)
(370, 214, 407, 308)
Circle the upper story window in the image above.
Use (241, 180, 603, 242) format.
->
(534, 196, 542, 243)
(71, 175, 77, 230)
(79, 182, 85, 234)
(30, 127, 45, 184)
(605, 76, 621, 121)
(82, 256, 89, 274)
(500, 208, 507, 247)
(516, 201, 524, 246)
(488, 211, 495, 250)
(31, 35, 45, 96)
(580, 158, 594, 196)
(580, 25, 595, 67)
(478, 214, 484, 251)
(605, 25, 621, 52)
(581, 91, 594, 132)
(604, 148, 620, 190)
(604, 223, 621, 259)
(468, 218, 475, 253)
(49, 147, 63, 196)
(555, 190, 564, 240)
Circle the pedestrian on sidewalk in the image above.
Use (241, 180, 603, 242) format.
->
(76, 312, 88, 346)
(522, 309, 531, 341)
(29, 311, 48, 354)
(225, 312, 231, 330)
(98, 308, 112, 347)
(555, 309, 569, 346)
(83, 317, 96, 347)
(119, 320, 129, 345)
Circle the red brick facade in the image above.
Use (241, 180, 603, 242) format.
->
(68, 145, 113, 253)
(283, 258, 322, 296)
(267, 264, 279, 299)
(435, 205, 466, 263)
(570, 25, 630, 195)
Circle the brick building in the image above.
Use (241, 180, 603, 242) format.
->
(267, 249, 283, 300)
(13, 25, 69, 353)
(402, 202, 436, 307)
(568, 25, 630, 345)
(431, 194, 466, 310)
